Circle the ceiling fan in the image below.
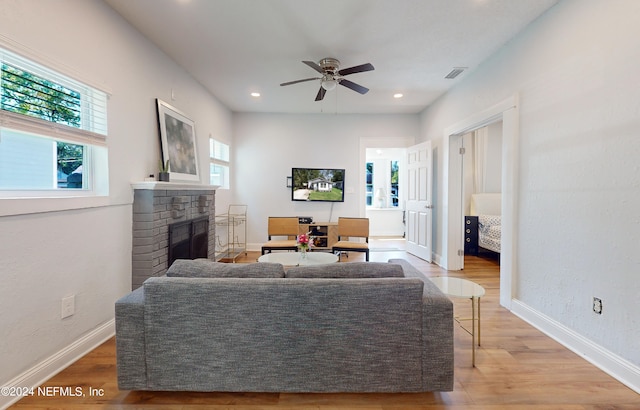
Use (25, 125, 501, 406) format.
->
(280, 58, 374, 101)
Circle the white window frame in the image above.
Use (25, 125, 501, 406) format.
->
(209, 138, 230, 189)
(0, 38, 110, 216)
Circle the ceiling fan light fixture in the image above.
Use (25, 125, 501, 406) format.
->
(321, 78, 337, 91)
(282, 58, 373, 101)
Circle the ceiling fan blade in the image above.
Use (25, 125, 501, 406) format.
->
(338, 63, 374, 76)
(303, 60, 324, 74)
(315, 87, 326, 101)
(280, 77, 319, 86)
(339, 79, 369, 94)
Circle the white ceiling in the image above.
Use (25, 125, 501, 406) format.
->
(103, 0, 559, 115)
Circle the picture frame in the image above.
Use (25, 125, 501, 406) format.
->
(156, 99, 199, 182)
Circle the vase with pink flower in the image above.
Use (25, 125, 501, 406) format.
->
(297, 232, 313, 259)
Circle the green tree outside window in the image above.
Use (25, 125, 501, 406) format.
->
(1, 63, 83, 186)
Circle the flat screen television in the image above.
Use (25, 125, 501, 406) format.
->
(292, 167, 345, 202)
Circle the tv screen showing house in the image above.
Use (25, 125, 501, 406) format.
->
(292, 168, 345, 202)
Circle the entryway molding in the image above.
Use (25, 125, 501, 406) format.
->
(441, 95, 519, 309)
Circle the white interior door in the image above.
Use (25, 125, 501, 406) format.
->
(406, 141, 432, 262)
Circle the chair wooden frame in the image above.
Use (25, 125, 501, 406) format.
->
(332, 217, 369, 261)
(261, 217, 299, 255)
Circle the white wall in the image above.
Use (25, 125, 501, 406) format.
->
(420, 0, 640, 372)
(232, 113, 418, 248)
(462, 124, 503, 214)
(0, 0, 231, 388)
(484, 121, 503, 193)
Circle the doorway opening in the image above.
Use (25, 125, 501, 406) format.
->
(365, 147, 406, 237)
(461, 122, 503, 261)
(443, 96, 519, 309)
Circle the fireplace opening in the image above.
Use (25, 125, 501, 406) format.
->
(168, 216, 209, 266)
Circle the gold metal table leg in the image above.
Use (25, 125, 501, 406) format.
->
(470, 296, 482, 367)
(478, 296, 481, 347)
(471, 296, 476, 367)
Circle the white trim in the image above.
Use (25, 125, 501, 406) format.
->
(0, 319, 115, 410)
(359, 136, 416, 218)
(131, 181, 219, 191)
(511, 300, 640, 394)
(444, 97, 516, 137)
(442, 95, 519, 309)
(0, 33, 112, 96)
(0, 110, 107, 146)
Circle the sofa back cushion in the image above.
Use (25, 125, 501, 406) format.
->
(166, 259, 285, 278)
(286, 261, 404, 278)
(142, 276, 424, 392)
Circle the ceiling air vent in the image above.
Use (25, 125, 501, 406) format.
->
(445, 67, 467, 79)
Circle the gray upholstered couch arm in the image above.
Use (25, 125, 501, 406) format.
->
(388, 259, 454, 391)
(115, 286, 147, 390)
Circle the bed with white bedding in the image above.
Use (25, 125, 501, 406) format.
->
(469, 193, 501, 254)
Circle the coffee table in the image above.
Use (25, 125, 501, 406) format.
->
(257, 251, 338, 266)
(429, 276, 485, 367)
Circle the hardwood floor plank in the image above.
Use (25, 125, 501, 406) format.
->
(9, 240, 639, 409)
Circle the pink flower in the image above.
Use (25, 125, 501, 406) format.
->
(297, 232, 314, 250)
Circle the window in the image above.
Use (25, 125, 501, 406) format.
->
(366, 162, 373, 206)
(210, 138, 229, 189)
(390, 160, 399, 207)
(365, 151, 403, 208)
(0, 47, 107, 193)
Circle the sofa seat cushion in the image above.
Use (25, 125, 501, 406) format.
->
(286, 261, 404, 278)
(166, 259, 285, 278)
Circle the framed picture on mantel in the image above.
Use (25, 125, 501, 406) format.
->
(156, 99, 200, 182)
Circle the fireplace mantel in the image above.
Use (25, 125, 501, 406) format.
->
(131, 181, 220, 191)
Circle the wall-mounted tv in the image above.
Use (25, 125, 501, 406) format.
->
(292, 167, 345, 202)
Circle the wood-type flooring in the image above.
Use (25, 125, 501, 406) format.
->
(10, 238, 640, 409)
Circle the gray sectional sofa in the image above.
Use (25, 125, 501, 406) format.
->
(115, 258, 453, 392)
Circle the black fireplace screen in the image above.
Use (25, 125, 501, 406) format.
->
(168, 216, 209, 266)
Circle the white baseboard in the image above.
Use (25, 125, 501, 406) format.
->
(0, 319, 115, 410)
(432, 252, 442, 266)
(511, 300, 640, 394)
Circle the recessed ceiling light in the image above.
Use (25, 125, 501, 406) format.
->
(393, 93, 403, 99)
(250, 92, 261, 97)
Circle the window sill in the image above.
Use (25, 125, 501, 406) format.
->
(0, 195, 110, 217)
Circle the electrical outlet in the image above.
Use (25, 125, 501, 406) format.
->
(592, 297, 602, 315)
(61, 295, 75, 319)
